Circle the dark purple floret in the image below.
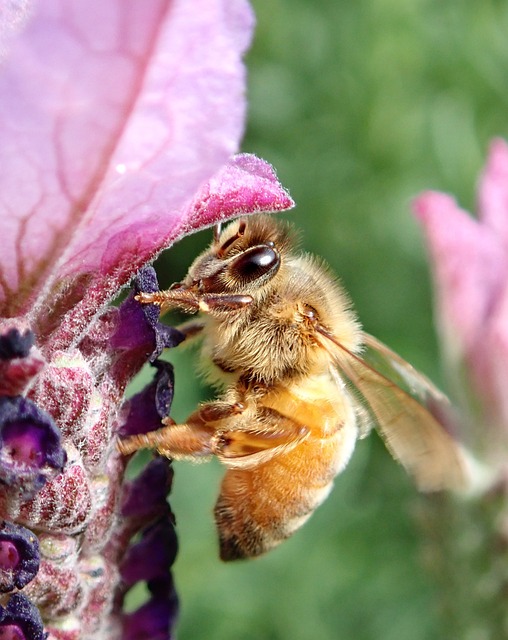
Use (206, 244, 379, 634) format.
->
(119, 361, 175, 439)
(0, 397, 66, 497)
(0, 593, 47, 640)
(134, 266, 162, 330)
(122, 575, 178, 640)
(0, 330, 35, 361)
(0, 326, 44, 397)
(121, 458, 174, 521)
(133, 268, 185, 362)
(111, 267, 184, 363)
(0, 522, 39, 592)
(121, 516, 177, 586)
(152, 361, 175, 419)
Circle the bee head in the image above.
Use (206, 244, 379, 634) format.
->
(182, 215, 295, 296)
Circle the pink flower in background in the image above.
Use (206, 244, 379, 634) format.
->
(0, 1, 294, 638)
(414, 139, 508, 448)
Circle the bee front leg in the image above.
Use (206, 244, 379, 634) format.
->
(198, 293, 253, 313)
(135, 289, 253, 315)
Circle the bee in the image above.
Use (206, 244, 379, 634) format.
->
(118, 215, 468, 560)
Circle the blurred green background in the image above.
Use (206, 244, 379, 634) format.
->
(129, 1, 508, 638)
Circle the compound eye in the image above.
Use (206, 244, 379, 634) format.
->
(230, 245, 280, 284)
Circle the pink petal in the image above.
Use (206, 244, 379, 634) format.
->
(0, 0, 254, 322)
(181, 153, 296, 234)
(0, 1, 34, 62)
(477, 138, 508, 246)
(414, 191, 506, 355)
(485, 282, 508, 427)
(46, 154, 294, 352)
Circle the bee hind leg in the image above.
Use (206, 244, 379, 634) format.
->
(117, 400, 249, 460)
(212, 410, 310, 463)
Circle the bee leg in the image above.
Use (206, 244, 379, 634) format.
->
(198, 401, 246, 422)
(212, 418, 310, 461)
(117, 420, 215, 460)
(117, 401, 246, 460)
(134, 288, 202, 314)
(135, 289, 252, 314)
(198, 293, 253, 313)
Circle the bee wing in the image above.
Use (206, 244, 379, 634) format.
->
(317, 326, 468, 492)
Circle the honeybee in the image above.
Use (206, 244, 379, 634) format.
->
(119, 215, 468, 560)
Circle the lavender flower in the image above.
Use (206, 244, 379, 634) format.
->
(0, 522, 40, 592)
(0, 593, 46, 640)
(415, 138, 508, 455)
(0, 396, 66, 498)
(414, 139, 508, 637)
(0, 1, 294, 638)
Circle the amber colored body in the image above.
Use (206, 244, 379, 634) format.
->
(211, 374, 358, 558)
(119, 215, 467, 560)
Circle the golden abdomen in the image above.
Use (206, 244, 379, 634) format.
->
(215, 378, 358, 560)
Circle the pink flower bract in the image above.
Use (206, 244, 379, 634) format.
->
(414, 138, 508, 433)
(0, 0, 294, 353)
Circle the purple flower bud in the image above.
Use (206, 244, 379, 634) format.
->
(0, 330, 34, 361)
(0, 398, 65, 498)
(152, 361, 176, 420)
(111, 267, 185, 363)
(0, 593, 47, 640)
(0, 324, 45, 397)
(122, 576, 178, 640)
(120, 362, 175, 439)
(121, 458, 174, 522)
(0, 522, 39, 592)
(134, 268, 186, 362)
(121, 516, 177, 587)
(97, 268, 184, 396)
